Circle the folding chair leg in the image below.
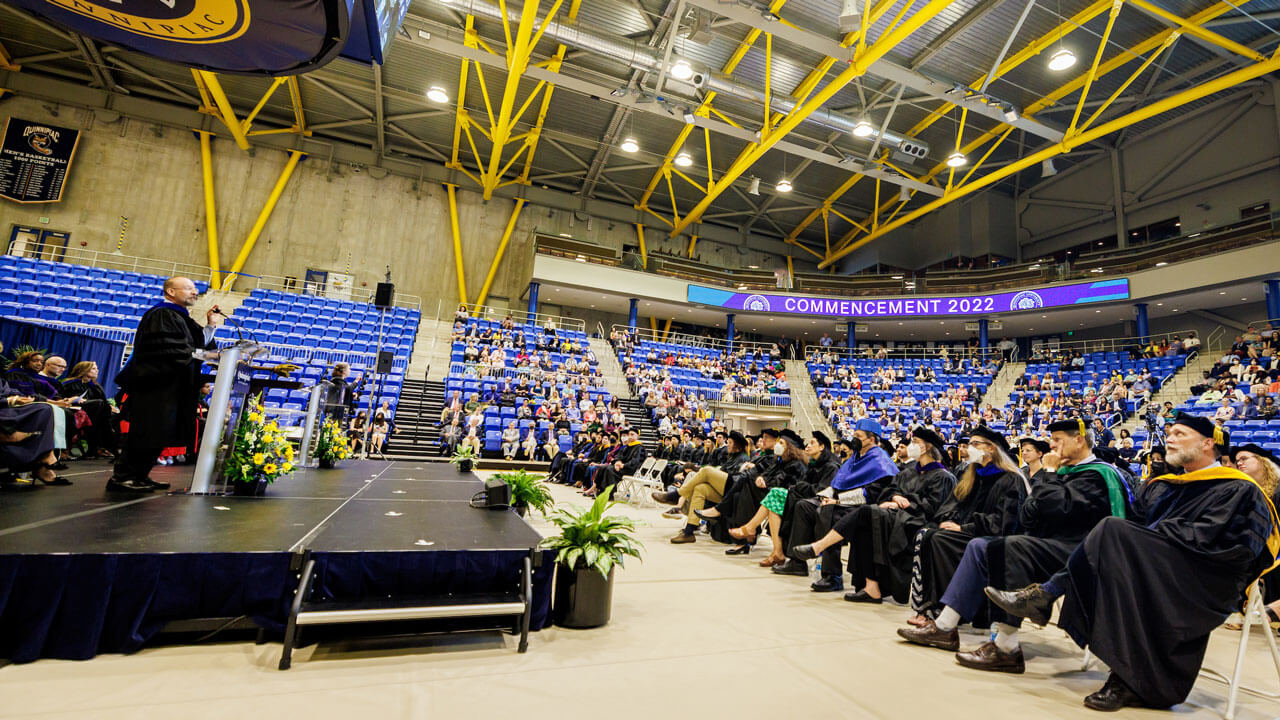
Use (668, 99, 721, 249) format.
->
(1082, 646, 1093, 672)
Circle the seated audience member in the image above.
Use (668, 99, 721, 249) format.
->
(791, 426, 956, 598)
(654, 431, 749, 544)
(5, 351, 61, 399)
(896, 418, 1129, 673)
(698, 429, 780, 547)
(724, 430, 821, 566)
(0, 370, 68, 487)
(62, 361, 118, 458)
(549, 431, 592, 483)
(986, 416, 1278, 711)
(501, 421, 520, 460)
(437, 415, 460, 456)
(1017, 437, 1052, 484)
(586, 427, 646, 499)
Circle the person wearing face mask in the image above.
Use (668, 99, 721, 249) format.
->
(773, 420, 904, 585)
(701, 429, 781, 553)
(897, 418, 1130, 676)
(725, 430, 811, 566)
(905, 427, 1029, 628)
(765, 432, 842, 561)
(1140, 444, 1168, 484)
(791, 426, 958, 600)
(986, 415, 1279, 711)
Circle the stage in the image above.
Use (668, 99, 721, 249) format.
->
(0, 459, 553, 665)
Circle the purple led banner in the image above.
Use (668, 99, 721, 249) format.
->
(686, 278, 1129, 318)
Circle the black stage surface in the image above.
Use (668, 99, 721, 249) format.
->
(0, 460, 553, 664)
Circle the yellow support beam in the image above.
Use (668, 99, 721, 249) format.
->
(223, 150, 304, 289)
(0, 41, 20, 71)
(1067, 0, 1123, 138)
(197, 71, 251, 151)
(668, 0, 956, 238)
(819, 49, 1280, 268)
(649, 316, 658, 332)
(1126, 0, 1265, 62)
(661, 318, 672, 341)
(242, 77, 287, 133)
(445, 184, 469, 305)
(287, 76, 306, 133)
(687, 234, 699, 258)
(197, 132, 222, 288)
(474, 199, 526, 306)
(481, 0, 542, 198)
(635, 223, 648, 269)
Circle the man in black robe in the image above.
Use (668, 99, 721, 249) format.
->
(590, 427, 647, 498)
(701, 429, 779, 549)
(110, 277, 219, 492)
(986, 413, 1279, 711)
(549, 431, 593, 483)
(897, 418, 1129, 672)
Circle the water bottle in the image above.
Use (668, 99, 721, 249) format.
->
(813, 557, 823, 579)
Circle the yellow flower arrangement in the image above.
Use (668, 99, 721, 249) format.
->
(226, 392, 296, 488)
(315, 417, 353, 466)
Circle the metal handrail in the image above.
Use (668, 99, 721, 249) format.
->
(243, 272, 423, 310)
(1027, 328, 1195, 359)
(610, 324, 778, 355)
(455, 303, 586, 333)
(5, 245, 216, 284)
(805, 345, 987, 363)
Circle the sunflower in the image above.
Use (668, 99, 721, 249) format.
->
(263, 463, 278, 474)
(253, 452, 265, 465)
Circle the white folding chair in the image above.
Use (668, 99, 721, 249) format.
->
(1198, 580, 1280, 719)
(629, 459, 668, 508)
(617, 457, 655, 503)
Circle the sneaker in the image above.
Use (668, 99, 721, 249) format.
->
(662, 507, 685, 519)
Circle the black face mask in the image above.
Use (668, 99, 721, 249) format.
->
(849, 438, 863, 454)
(1149, 461, 1168, 476)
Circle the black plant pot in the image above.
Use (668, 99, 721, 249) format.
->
(513, 503, 527, 518)
(457, 459, 472, 473)
(553, 563, 614, 628)
(232, 479, 268, 496)
(318, 457, 334, 469)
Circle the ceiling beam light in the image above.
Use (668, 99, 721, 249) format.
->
(946, 152, 968, 168)
(674, 151, 694, 167)
(1048, 48, 1077, 71)
(426, 85, 449, 103)
(669, 58, 693, 80)
(852, 119, 874, 137)
(1041, 158, 1058, 178)
(620, 136, 639, 153)
(775, 178, 793, 193)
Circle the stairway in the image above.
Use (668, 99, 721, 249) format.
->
(619, 397, 662, 447)
(982, 361, 1025, 411)
(406, 317, 453, 382)
(589, 336, 632, 399)
(382, 378, 446, 460)
(783, 358, 837, 438)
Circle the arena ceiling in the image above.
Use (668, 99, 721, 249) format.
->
(1, 0, 1279, 263)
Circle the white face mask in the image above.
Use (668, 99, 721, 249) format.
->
(966, 445, 986, 464)
(906, 443, 924, 461)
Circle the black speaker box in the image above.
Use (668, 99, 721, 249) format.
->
(374, 282, 395, 307)
(377, 350, 394, 373)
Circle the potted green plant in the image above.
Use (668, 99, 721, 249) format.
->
(450, 445, 477, 473)
(492, 469, 554, 517)
(313, 417, 352, 468)
(225, 393, 295, 496)
(541, 485, 643, 628)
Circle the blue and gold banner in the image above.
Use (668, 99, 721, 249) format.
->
(0, 117, 81, 204)
(6, 0, 353, 75)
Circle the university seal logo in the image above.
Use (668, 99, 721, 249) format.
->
(743, 294, 771, 312)
(1010, 290, 1044, 310)
(44, 0, 251, 43)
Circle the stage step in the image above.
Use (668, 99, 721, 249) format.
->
(382, 378, 446, 460)
(295, 592, 525, 625)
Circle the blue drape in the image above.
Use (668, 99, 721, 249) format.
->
(0, 318, 126, 396)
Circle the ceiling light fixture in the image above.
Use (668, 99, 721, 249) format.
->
(775, 178, 793, 193)
(946, 152, 968, 168)
(426, 86, 449, 103)
(670, 58, 693, 80)
(674, 152, 693, 167)
(1048, 48, 1077, 71)
(1155, 261, 1168, 267)
(852, 119, 875, 138)
(620, 136, 639, 153)
(747, 176, 761, 195)
(1041, 158, 1058, 177)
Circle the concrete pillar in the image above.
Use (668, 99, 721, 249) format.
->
(978, 318, 989, 359)
(1135, 303, 1149, 343)
(846, 320, 856, 350)
(628, 298, 638, 329)
(1266, 279, 1280, 322)
(526, 281, 539, 319)
(726, 313, 735, 351)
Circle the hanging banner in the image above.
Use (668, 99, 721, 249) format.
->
(686, 279, 1131, 318)
(5, 0, 353, 75)
(0, 117, 81, 204)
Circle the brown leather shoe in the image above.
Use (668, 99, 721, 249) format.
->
(1083, 672, 1156, 711)
(896, 621, 960, 652)
(955, 641, 1026, 674)
(669, 531, 695, 544)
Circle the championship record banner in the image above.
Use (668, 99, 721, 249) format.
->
(687, 278, 1130, 318)
(5, 0, 352, 75)
(0, 118, 81, 204)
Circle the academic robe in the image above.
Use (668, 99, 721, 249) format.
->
(709, 451, 778, 544)
(0, 378, 59, 467)
(842, 462, 957, 602)
(115, 302, 215, 450)
(914, 466, 1028, 618)
(550, 439, 591, 482)
(566, 442, 610, 486)
(592, 441, 648, 494)
(776, 449, 842, 551)
(1055, 468, 1279, 708)
(726, 456, 807, 529)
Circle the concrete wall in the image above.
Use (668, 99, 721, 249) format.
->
(836, 191, 1018, 273)
(0, 95, 801, 317)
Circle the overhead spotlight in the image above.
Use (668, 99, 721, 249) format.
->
(426, 85, 449, 103)
(674, 151, 693, 167)
(891, 275, 904, 280)
(1041, 158, 1058, 178)
(609, 86, 629, 98)
(1048, 48, 1077, 72)
(776, 178, 793, 193)
(747, 176, 761, 195)
(670, 58, 694, 80)
(852, 119, 875, 138)
(946, 152, 968, 168)
(620, 136, 639, 153)
(897, 186, 911, 203)
(1002, 105, 1019, 123)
